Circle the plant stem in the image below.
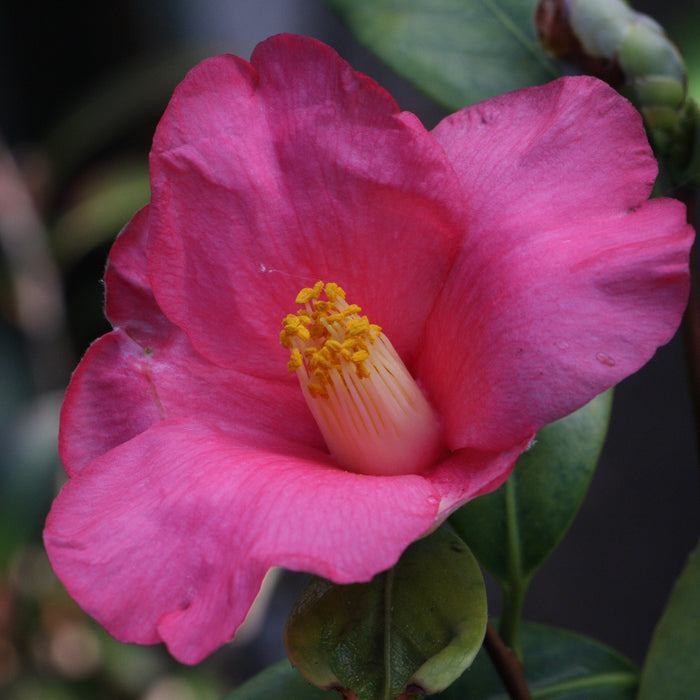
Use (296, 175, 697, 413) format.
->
(500, 476, 526, 659)
(483, 620, 533, 700)
(500, 583, 527, 661)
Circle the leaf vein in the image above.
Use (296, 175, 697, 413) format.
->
(532, 671, 639, 698)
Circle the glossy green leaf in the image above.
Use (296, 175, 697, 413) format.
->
(450, 391, 613, 587)
(227, 660, 336, 700)
(326, 0, 558, 111)
(439, 620, 639, 699)
(638, 540, 700, 700)
(450, 392, 612, 655)
(284, 526, 487, 700)
(227, 621, 638, 700)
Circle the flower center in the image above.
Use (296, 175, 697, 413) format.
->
(280, 281, 444, 476)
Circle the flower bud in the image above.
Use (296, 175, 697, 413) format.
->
(535, 0, 700, 187)
(284, 527, 487, 699)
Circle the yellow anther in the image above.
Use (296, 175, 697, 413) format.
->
(287, 348, 303, 372)
(314, 300, 332, 313)
(346, 318, 369, 337)
(295, 281, 324, 305)
(324, 282, 346, 302)
(307, 382, 328, 399)
(351, 349, 369, 363)
(342, 304, 361, 317)
(313, 352, 332, 369)
(355, 363, 370, 379)
(282, 281, 388, 397)
(295, 288, 315, 305)
(313, 367, 327, 380)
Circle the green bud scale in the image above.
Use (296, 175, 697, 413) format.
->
(536, 0, 700, 188)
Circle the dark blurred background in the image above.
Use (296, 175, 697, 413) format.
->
(0, 1, 698, 698)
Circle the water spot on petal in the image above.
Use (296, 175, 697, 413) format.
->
(554, 339, 570, 350)
(426, 495, 440, 507)
(596, 352, 616, 367)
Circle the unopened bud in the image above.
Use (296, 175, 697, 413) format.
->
(284, 527, 487, 699)
(536, 0, 699, 187)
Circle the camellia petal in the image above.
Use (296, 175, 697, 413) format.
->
(61, 207, 324, 475)
(146, 35, 464, 375)
(428, 440, 534, 520)
(103, 206, 172, 347)
(44, 34, 693, 665)
(46, 420, 443, 664)
(423, 77, 693, 450)
(59, 327, 325, 474)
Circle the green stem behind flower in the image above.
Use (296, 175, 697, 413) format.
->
(499, 476, 529, 660)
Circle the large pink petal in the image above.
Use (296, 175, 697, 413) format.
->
(429, 438, 533, 520)
(146, 34, 463, 376)
(60, 202, 324, 475)
(433, 77, 658, 225)
(45, 420, 443, 664)
(422, 76, 693, 450)
(59, 331, 162, 476)
(59, 328, 324, 476)
(103, 206, 173, 347)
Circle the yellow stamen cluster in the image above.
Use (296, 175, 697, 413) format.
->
(280, 280, 444, 476)
(280, 281, 382, 398)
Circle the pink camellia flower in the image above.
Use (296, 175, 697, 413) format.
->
(44, 34, 692, 664)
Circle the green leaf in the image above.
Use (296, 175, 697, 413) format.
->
(326, 0, 558, 111)
(438, 620, 639, 699)
(450, 390, 613, 585)
(226, 660, 336, 700)
(227, 622, 638, 700)
(638, 540, 700, 700)
(450, 391, 612, 653)
(284, 526, 487, 700)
